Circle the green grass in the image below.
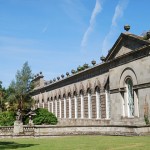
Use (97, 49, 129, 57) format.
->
(0, 135, 150, 150)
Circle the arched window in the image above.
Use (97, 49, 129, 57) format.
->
(80, 90, 84, 119)
(126, 78, 134, 117)
(63, 94, 66, 118)
(73, 91, 78, 119)
(87, 88, 92, 119)
(68, 92, 72, 119)
(105, 83, 110, 119)
(95, 86, 101, 119)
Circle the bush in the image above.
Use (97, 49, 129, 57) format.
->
(0, 111, 15, 126)
(144, 115, 150, 125)
(33, 108, 58, 125)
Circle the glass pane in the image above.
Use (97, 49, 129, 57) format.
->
(127, 79, 134, 116)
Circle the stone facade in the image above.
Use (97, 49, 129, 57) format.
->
(32, 32, 150, 126)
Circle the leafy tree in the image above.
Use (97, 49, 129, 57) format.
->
(8, 62, 34, 111)
(0, 111, 15, 126)
(0, 81, 7, 111)
(33, 108, 58, 125)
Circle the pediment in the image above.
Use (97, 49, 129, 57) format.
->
(105, 33, 150, 61)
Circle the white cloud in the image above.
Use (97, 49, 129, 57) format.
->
(81, 0, 102, 50)
(102, 0, 129, 54)
(112, 0, 128, 26)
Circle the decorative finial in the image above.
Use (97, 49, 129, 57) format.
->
(91, 60, 96, 66)
(66, 72, 69, 76)
(71, 69, 75, 74)
(61, 74, 64, 78)
(147, 31, 150, 39)
(124, 24, 130, 32)
(100, 56, 105, 62)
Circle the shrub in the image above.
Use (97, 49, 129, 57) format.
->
(0, 111, 15, 126)
(33, 108, 58, 125)
(144, 115, 149, 125)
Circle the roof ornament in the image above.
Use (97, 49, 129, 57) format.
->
(146, 31, 150, 40)
(124, 24, 130, 32)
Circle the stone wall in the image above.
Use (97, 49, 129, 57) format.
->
(0, 125, 150, 138)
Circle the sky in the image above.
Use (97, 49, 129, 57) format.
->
(0, 0, 150, 88)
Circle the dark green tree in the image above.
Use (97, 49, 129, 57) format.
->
(0, 81, 7, 111)
(9, 62, 34, 111)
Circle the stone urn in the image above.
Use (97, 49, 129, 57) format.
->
(83, 63, 89, 69)
(124, 25, 130, 31)
(91, 60, 96, 65)
(71, 69, 75, 74)
(77, 66, 82, 71)
(61, 74, 64, 78)
(100, 56, 105, 62)
(147, 31, 150, 39)
(66, 72, 69, 76)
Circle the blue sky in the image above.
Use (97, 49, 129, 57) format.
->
(0, 0, 150, 88)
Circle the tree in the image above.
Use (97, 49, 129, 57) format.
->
(33, 108, 58, 125)
(0, 81, 7, 111)
(9, 62, 34, 111)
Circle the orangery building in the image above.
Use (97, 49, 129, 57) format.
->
(32, 26, 150, 126)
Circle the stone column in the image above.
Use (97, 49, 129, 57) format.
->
(37, 101, 40, 108)
(42, 101, 44, 109)
(100, 87, 106, 119)
(120, 92, 125, 117)
(48, 100, 50, 112)
(134, 90, 139, 117)
(51, 101, 54, 113)
(61, 99, 64, 118)
(55, 100, 57, 117)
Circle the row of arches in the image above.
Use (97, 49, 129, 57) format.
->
(33, 67, 139, 121)
(36, 78, 104, 102)
(34, 80, 110, 120)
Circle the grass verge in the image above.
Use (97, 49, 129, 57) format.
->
(0, 135, 150, 150)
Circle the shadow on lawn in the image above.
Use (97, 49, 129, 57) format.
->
(0, 141, 38, 149)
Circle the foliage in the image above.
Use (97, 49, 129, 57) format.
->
(143, 34, 148, 40)
(7, 62, 34, 111)
(22, 109, 32, 125)
(33, 108, 58, 125)
(0, 111, 15, 126)
(0, 81, 7, 111)
(144, 115, 150, 125)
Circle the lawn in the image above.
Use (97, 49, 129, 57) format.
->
(0, 135, 150, 150)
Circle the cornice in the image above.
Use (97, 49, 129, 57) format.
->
(32, 45, 150, 95)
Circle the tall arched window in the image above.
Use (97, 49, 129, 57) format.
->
(95, 86, 101, 119)
(87, 88, 92, 119)
(80, 90, 84, 119)
(74, 91, 78, 119)
(105, 83, 110, 119)
(63, 94, 66, 118)
(126, 78, 134, 117)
